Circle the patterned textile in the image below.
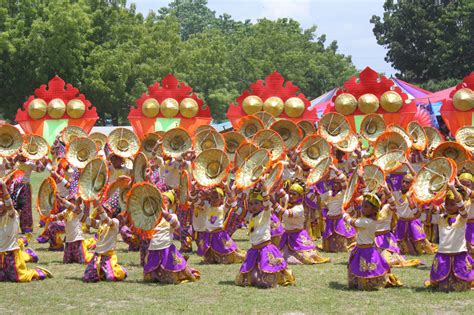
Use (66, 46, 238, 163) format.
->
(9, 178, 33, 233)
(83, 251, 127, 282)
(280, 229, 330, 264)
(430, 252, 473, 288)
(196, 231, 245, 264)
(0, 249, 46, 282)
(45, 221, 65, 251)
(176, 205, 193, 251)
(63, 240, 93, 264)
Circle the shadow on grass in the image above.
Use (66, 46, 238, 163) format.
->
(218, 280, 236, 286)
(328, 281, 352, 291)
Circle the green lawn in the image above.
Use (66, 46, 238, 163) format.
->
(0, 173, 472, 314)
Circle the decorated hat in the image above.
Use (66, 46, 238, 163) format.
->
(89, 132, 108, 150)
(79, 158, 108, 201)
(360, 113, 386, 142)
(270, 119, 301, 150)
(0, 124, 22, 157)
(37, 177, 57, 218)
(161, 127, 192, 158)
(432, 142, 470, 166)
(192, 149, 229, 187)
(194, 129, 225, 155)
(424, 126, 444, 152)
(254, 111, 276, 128)
(455, 126, 474, 152)
(140, 132, 162, 159)
(407, 121, 427, 151)
(343, 172, 359, 209)
(318, 112, 350, 144)
(374, 150, 406, 173)
(362, 164, 385, 193)
(22, 134, 50, 160)
(335, 132, 359, 153)
(104, 176, 132, 212)
(223, 131, 245, 162)
(297, 120, 316, 139)
(387, 124, 412, 148)
(133, 152, 148, 183)
(306, 157, 333, 186)
(234, 142, 258, 169)
(235, 149, 271, 189)
(235, 115, 264, 138)
(66, 136, 98, 169)
(127, 182, 163, 234)
(178, 170, 190, 205)
(62, 126, 87, 145)
(299, 134, 331, 168)
(194, 124, 217, 135)
(374, 131, 408, 159)
(252, 129, 285, 162)
(413, 157, 455, 204)
(108, 128, 140, 159)
(458, 160, 474, 175)
(262, 161, 284, 192)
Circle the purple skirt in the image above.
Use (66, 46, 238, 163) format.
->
(348, 245, 391, 278)
(197, 230, 238, 257)
(83, 253, 128, 282)
(240, 242, 287, 274)
(466, 221, 474, 245)
(395, 219, 426, 242)
(279, 229, 315, 251)
(270, 213, 284, 238)
(430, 252, 474, 283)
(144, 244, 188, 273)
(323, 216, 356, 239)
(375, 232, 400, 254)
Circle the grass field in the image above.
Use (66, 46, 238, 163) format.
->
(0, 173, 472, 314)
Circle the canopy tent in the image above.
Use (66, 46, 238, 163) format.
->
(413, 86, 456, 117)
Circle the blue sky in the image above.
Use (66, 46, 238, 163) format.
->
(133, 0, 395, 75)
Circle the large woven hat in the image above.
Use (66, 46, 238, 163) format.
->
(306, 156, 333, 186)
(62, 126, 87, 145)
(179, 170, 190, 205)
(455, 126, 474, 152)
(297, 120, 316, 139)
(22, 135, 49, 160)
(127, 182, 163, 232)
(66, 137, 98, 168)
(235, 149, 270, 189)
(362, 164, 385, 192)
(270, 119, 301, 150)
(37, 177, 57, 218)
(162, 128, 192, 158)
(0, 124, 22, 157)
(299, 134, 331, 168)
(252, 129, 285, 162)
(236, 115, 264, 138)
(89, 132, 107, 150)
(194, 125, 216, 136)
(424, 126, 444, 152)
(254, 111, 276, 128)
(194, 129, 225, 155)
(407, 121, 427, 151)
(318, 112, 350, 144)
(335, 132, 359, 153)
(343, 172, 359, 209)
(360, 114, 386, 142)
(387, 124, 412, 148)
(234, 142, 258, 169)
(192, 149, 229, 188)
(374, 150, 406, 173)
(223, 131, 245, 161)
(458, 160, 474, 175)
(432, 141, 470, 166)
(374, 131, 408, 159)
(105, 176, 132, 212)
(140, 132, 162, 159)
(413, 157, 455, 204)
(108, 128, 140, 158)
(133, 152, 148, 183)
(79, 158, 109, 201)
(262, 161, 284, 192)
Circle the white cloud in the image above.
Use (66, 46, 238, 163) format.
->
(258, 0, 312, 21)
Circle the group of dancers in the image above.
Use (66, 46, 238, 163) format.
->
(0, 114, 473, 292)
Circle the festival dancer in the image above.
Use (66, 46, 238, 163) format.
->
(458, 172, 474, 255)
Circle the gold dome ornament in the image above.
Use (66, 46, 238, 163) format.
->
(254, 111, 276, 128)
(160, 98, 179, 118)
(236, 115, 264, 138)
(133, 152, 148, 183)
(162, 128, 192, 158)
(306, 157, 333, 186)
(455, 126, 474, 152)
(334, 93, 357, 115)
(413, 157, 454, 204)
(141, 132, 162, 159)
(269, 119, 302, 150)
(0, 124, 22, 158)
(360, 113, 386, 143)
(22, 135, 49, 160)
(407, 121, 427, 151)
(453, 88, 474, 111)
(28, 99, 47, 120)
(263, 96, 284, 117)
(318, 112, 350, 144)
(66, 99, 86, 119)
(142, 98, 160, 118)
(89, 132, 108, 150)
(66, 137, 98, 169)
(380, 91, 403, 113)
(299, 135, 331, 168)
(234, 142, 258, 169)
(61, 126, 87, 145)
(252, 129, 285, 162)
(242, 95, 263, 115)
(79, 158, 109, 201)
(194, 129, 225, 155)
(358, 93, 379, 114)
(127, 182, 163, 232)
(180, 98, 199, 118)
(284, 97, 305, 118)
(192, 149, 229, 188)
(47, 98, 66, 119)
(37, 177, 57, 218)
(108, 128, 140, 158)
(235, 149, 270, 190)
